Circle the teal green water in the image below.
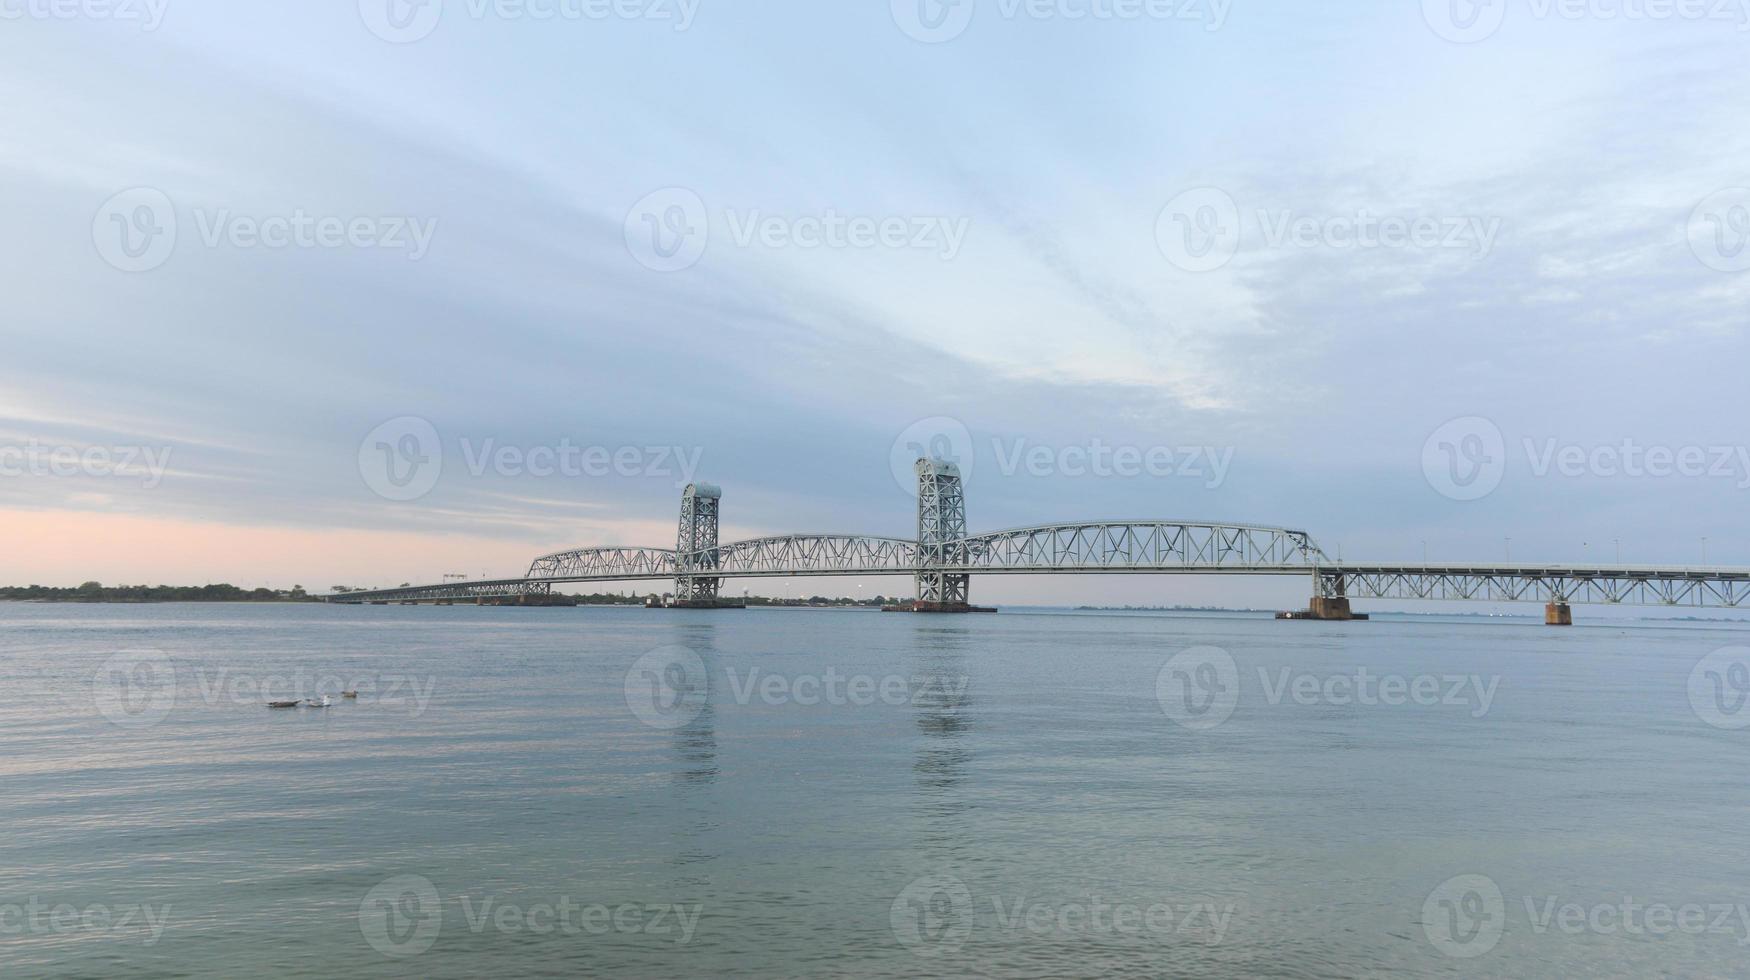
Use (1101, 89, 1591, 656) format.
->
(3, 603, 1749, 977)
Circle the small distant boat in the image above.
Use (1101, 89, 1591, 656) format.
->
(305, 696, 333, 708)
(267, 700, 300, 709)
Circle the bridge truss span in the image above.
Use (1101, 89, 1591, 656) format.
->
(714, 534, 920, 577)
(1325, 565, 1750, 608)
(957, 521, 1329, 574)
(525, 546, 678, 580)
(324, 459, 1750, 617)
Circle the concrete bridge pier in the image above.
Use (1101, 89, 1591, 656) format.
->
(1545, 601, 1574, 626)
(1278, 573, 1368, 621)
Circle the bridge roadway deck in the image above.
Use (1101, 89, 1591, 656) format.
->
(325, 558, 1750, 609)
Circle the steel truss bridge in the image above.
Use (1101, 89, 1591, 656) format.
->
(327, 460, 1750, 618)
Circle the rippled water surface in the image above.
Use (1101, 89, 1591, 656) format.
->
(3, 602, 1749, 977)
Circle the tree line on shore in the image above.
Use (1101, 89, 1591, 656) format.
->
(2, 583, 903, 605)
(0, 582, 318, 603)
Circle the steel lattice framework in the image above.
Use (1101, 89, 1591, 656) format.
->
(714, 534, 920, 576)
(916, 459, 970, 605)
(330, 579, 554, 603)
(959, 522, 1328, 573)
(324, 458, 1750, 610)
(324, 520, 1336, 603)
(525, 546, 679, 579)
(1323, 565, 1750, 608)
(674, 483, 723, 603)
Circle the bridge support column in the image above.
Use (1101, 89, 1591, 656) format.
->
(1278, 572, 1368, 621)
(671, 483, 740, 609)
(1545, 601, 1574, 626)
(909, 458, 981, 613)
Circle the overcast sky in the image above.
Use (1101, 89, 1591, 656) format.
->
(2, 1, 1748, 607)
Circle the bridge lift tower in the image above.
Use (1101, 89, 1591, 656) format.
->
(672, 482, 731, 608)
(912, 458, 980, 612)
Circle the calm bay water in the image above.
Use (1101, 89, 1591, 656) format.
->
(3, 602, 1749, 977)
